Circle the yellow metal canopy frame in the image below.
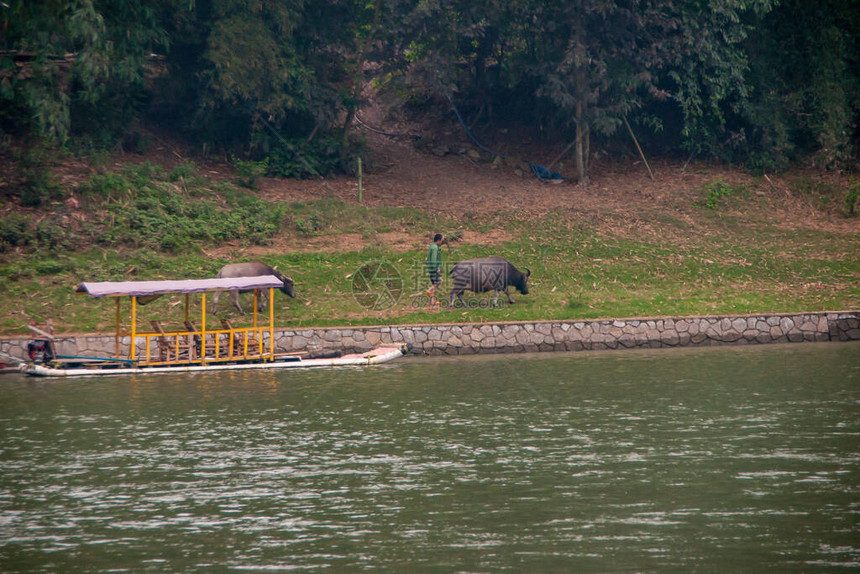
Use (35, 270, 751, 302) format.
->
(75, 276, 283, 366)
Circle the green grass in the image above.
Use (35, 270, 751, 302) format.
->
(0, 163, 857, 336)
(1, 222, 856, 336)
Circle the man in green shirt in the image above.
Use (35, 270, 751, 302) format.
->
(425, 233, 444, 306)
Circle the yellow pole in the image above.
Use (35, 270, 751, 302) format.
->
(269, 287, 275, 360)
(130, 296, 137, 362)
(252, 290, 259, 359)
(115, 298, 121, 358)
(201, 293, 207, 364)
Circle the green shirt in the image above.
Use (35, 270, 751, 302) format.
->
(426, 242, 442, 272)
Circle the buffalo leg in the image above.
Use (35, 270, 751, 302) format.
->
(505, 287, 515, 304)
(230, 291, 245, 315)
(448, 289, 467, 308)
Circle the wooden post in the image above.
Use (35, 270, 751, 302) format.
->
(357, 157, 363, 203)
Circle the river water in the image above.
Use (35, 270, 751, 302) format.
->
(1, 342, 858, 572)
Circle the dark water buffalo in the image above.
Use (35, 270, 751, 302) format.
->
(448, 257, 530, 308)
(212, 261, 295, 315)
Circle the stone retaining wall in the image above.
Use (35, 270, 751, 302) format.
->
(2, 311, 858, 362)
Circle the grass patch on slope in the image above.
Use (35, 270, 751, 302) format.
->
(1, 220, 857, 336)
(0, 164, 857, 336)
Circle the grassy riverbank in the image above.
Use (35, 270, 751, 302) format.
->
(0, 158, 860, 335)
(1, 156, 857, 336)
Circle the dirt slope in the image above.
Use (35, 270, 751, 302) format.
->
(248, 117, 858, 249)
(9, 107, 857, 260)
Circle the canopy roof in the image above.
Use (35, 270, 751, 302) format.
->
(75, 276, 284, 298)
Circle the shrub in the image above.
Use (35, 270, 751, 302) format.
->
(845, 183, 859, 217)
(0, 214, 33, 250)
(265, 137, 343, 179)
(295, 214, 324, 236)
(168, 160, 197, 182)
(232, 156, 269, 189)
(16, 146, 65, 207)
(77, 173, 130, 200)
(697, 180, 736, 210)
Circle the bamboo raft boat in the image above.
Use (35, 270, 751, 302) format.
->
(20, 276, 408, 377)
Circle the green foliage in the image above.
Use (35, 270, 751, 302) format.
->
(15, 145, 65, 207)
(98, 184, 285, 252)
(1, 0, 858, 177)
(265, 138, 344, 179)
(0, 0, 171, 144)
(788, 176, 847, 212)
(34, 258, 66, 276)
(696, 180, 747, 210)
(740, 0, 859, 171)
(77, 172, 131, 200)
(232, 156, 269, 189)
(46, 164, 286, 253)
(34, 219, 69, 250)
(844, 183, 859, 217)
(0, 188, 858, 335)
(0, 214, 32, 251)
(294, 214, 325, 236)
(167, 161, 196, 183)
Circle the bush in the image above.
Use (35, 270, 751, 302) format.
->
(0, 214, 33, 250)
(232, 156, 269, 189)
(168, 160, 197, 183)
(265, 137, 343, 179)
(77, 173, 131, 200)
(16, 146, 65, 207)
(295, 214, 324, 236)
(789, 176, 846, 212)
(697, 180, 743, 210)
(845, 183, 859, 217)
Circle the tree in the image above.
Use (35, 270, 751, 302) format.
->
(0, 0, 172, 145)
(740, 0, 859, 170)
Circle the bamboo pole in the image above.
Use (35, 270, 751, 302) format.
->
(623, 115, 654, 180)
(548, 141, 574, 170)
(357, 157, 363, 202)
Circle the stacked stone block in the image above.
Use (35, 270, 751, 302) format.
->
(2, 312, 858, 361)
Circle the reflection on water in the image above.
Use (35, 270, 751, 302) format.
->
(1, 342, 858, 571)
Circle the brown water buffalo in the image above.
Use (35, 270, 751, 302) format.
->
(448, 257, 530, 308)
(212, 261, 295, 315)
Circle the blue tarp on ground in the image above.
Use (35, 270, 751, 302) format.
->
(529, 162, 566, 183)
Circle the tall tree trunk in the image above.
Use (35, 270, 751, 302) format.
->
(341, 0, 382, 150)
(575, 101, 585, 183)
(572, 11, 588, 184)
